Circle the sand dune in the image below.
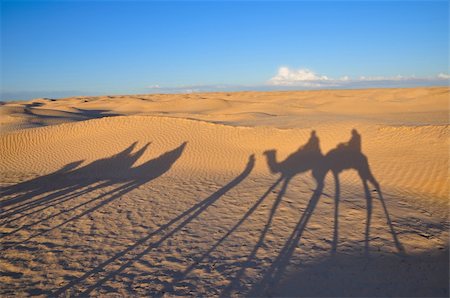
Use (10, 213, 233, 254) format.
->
(1, 87, 447, 132)
(0, 87, 448, 297)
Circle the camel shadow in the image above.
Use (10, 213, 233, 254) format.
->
(0, 142, 187, 249)
(1, 141, 146, 212)
(225, 129, 404, 296)
(263, 129, 403, 255)
(219, 131, 325, 296)
(317, 129, 403, 255)
(1, 131, 408, 296)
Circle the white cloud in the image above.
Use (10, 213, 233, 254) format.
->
(268, 67, 450, 88)
(141, 70, 449, 95)
(358, 74, 411, 81)
(268, 67, 330, 86)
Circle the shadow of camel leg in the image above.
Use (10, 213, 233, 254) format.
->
(362, 179, 372, 255)
(332, 172, 340, 254)
(163, 176, 285, 293)
(220, 176, 291, 297)
(376, 186, 406, 255)
(363, 166, 405, 255)
(247, 181, 325, 296)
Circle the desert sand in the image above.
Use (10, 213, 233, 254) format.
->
(0, 87, 448, 297)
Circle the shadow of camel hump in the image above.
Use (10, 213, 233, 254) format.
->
(127, 141, 187, 182)
(220, 132, 325, 296)
(0, 142, 188, 250)
(323, 130, 402, 255)
(247, 129, 404, 296)
(319, 128, 378, 188)
(1, 141, 186, 211)
(263, 130, 324, 185)
(317, 129, 403, 255)
(0, 141, 148, 213)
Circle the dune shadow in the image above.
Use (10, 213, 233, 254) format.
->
(21, 105, 121, 125)
(24, 102, 45, 108)
(72, 108, 122, 119)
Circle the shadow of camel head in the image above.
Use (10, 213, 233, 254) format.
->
(262, 129, 403, 256)
(262, 149, 278, 173)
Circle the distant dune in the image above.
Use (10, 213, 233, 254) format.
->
(1, 87, 448, 297)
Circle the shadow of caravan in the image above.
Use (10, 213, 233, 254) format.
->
(247, 129, 404, 296)
(263, 129, 403, 254)
(0, 142, 187, 251)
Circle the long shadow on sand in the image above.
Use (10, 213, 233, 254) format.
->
(222, 129, 405, 296)
(0, 142, 187, 250)
(52, 154, 256, 297)
(4, 130, 441, 296)
(50, 130, 409, 297)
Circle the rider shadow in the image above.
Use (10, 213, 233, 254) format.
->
(0, 142, 148, 222)
(2, 142, 141, 207)
(322, 129, 403, 255)
(1, 142, 187, 250)
(230, 129, 403, 296)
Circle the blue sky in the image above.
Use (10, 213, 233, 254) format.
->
(1, 0, 449, 100)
